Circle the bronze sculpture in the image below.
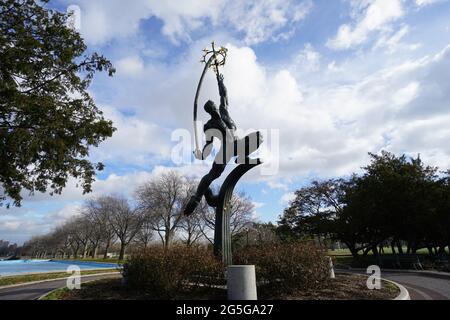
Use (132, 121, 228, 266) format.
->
(185, 43, 263, 265)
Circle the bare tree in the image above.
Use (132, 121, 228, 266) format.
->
(106, 195, 143, 260)
(179, 213, 204, 246)
(133, 214, 154, 249)
(199, 191, 255, 244)
(52, 226, 72, 258)
(74, 216, 93, 258)
(135, 171, 191, 250)
(65, 218, 83, 258)
(82, 197, 117, 259)
(82, 200, 104, 258)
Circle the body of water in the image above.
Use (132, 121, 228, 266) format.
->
(0, 259, 118, 276)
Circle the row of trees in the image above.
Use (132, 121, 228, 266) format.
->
(279, 152, 450, 258)
(22, 172, 256, 260)
(0, 239, 19, 257)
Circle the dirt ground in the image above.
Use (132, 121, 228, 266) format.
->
(47, 273, 399, 300)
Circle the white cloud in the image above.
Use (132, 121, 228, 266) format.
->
(374, 24, 421, 53)
(0, 203, 82, 244)
(280, 192, 296, 205)
(415, 0, 440, 6)
(63, 0, 312, 45)
(46, 204, 83, 227)
(73, 0, 150, 45)
(293, 43, 321, 72)
(90, 106, 173, 166)
(327, 0, 404, 50)
(252, 202, 265, 209)
(116, 56, 145, 76)
(222, 0, 313, 45)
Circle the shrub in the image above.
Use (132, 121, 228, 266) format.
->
(234, 242, 330, 294)
(122, 245, 224, 299)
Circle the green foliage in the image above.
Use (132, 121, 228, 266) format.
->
(278, 151, 450, 257)
(0, 0, 115, 207)
(122, 245, 225, 299)
(234, 242, 330, 294)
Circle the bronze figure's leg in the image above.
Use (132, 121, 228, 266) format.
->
(184, 162, 226, 216)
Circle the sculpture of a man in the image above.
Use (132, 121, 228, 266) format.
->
(184, 73, 263, 216)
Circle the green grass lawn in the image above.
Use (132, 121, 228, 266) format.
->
(0, 269, 119, 287)
(328, 247, 449, 270)
(41, 287, 72, 300)
(327, 247, 441, 257)
(58, 257, 125, 264)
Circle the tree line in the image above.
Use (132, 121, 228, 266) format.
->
(22, 171, 256, 260)
(0, 239, 19, 257)
(278, 152, 450, 258)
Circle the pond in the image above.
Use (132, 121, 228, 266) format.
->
(0, 259, 119, 276)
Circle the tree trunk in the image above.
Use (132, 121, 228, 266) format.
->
(103, 240, 110, 259)
(372, 246, 379, 256)
(119, 242, 126, 261)
(362, 247, 371, 256)
(390, 240, 396, 254)
(406, 243, 411, 254)
(346, 243, 359, 258)
(164, 230, 173, 250)
(73, 247, 79, 258)
(397, 241, 403, 254)
(83, 243, 88, 258)
(92, 245, 98, 259)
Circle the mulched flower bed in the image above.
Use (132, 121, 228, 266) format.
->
(44, 273, 399, 300)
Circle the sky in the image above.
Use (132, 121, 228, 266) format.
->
(1, 0, 450, 245)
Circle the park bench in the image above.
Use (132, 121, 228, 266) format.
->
(377, 254, 424, 270)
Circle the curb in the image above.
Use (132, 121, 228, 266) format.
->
(336, 271, 410, 300)
(383, 279, 410, 300)
(0, 272, 120, 290)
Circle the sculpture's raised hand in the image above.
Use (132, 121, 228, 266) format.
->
(194, 149, 203, 160)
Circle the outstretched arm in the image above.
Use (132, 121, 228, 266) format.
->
(217, 73, 228, 109)
(217, 74, 237, 131)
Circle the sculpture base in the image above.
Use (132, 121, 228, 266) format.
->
(227, 265, 258, 300)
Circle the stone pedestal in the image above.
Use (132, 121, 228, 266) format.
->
(227, 265, 257, 300)
(328, 256, 336, 279)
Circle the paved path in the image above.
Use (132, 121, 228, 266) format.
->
(341, 269, 450, 300)
(0, 273, 121, 300)
(382, 272, 450, 300)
